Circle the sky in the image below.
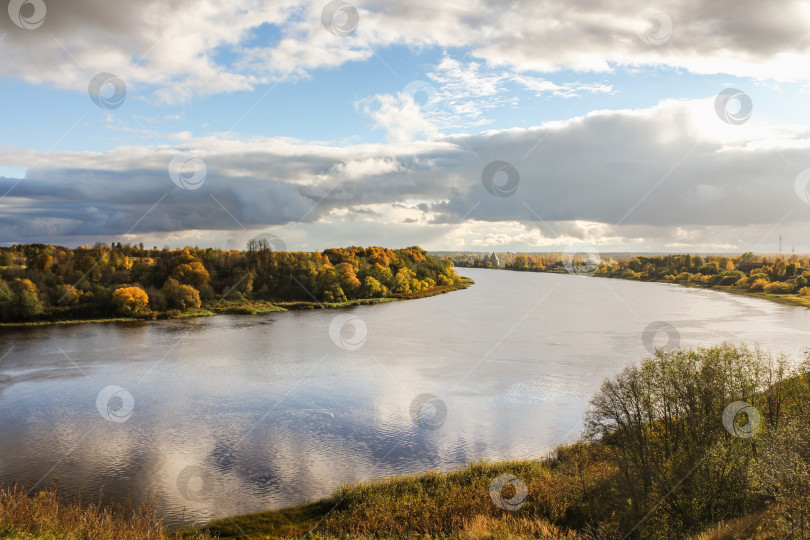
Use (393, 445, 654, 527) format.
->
(1, 0, 810, 253)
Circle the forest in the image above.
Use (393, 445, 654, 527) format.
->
(0, 243, 461, 323)
(451, 251, 810, 299)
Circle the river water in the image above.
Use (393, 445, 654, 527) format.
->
(0, 268, 807, 525)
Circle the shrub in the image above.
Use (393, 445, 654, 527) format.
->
(750, 272, 770, 282)
(717, 270, 745, 285)
(763, 282, 794, 294)
(688, 273, 704, 283)
(750, 278, 769, 291)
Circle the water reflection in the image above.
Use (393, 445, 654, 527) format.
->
(0, 268, 808, 525)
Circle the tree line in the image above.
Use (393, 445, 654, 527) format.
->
(0, 243, 461, 322)
(450, 251, 810, 296)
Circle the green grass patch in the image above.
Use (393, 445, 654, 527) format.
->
(713, 285, 810, 308)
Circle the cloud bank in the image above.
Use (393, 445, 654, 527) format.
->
(2, 99, 809, 251)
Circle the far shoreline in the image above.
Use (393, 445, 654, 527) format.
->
(455, 264, 810, 310)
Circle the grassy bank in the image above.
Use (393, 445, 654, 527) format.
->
(0, 278, 473, 328)
(191, 453, 782, 540)
(0, 456, 782, 540)
(0, 483, 212, 539)
(597, 276, 810, 310)
(187, 343, 810, 539)
(713, 284, 810, 308)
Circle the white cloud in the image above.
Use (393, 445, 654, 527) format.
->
(2, 0, 810, 103)
(358, 93, 440, 143)
(2, 97, 810, 252)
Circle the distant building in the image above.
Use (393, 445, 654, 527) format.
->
(737, 262, 765, 274)
(489, 252, 499, 268)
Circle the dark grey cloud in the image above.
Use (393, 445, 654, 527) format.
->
(0, 168, 317, 239)
(431, 110, 810, 228)
(1, 99, 809, 245)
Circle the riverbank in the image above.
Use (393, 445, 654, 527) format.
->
(183, 454, 777, 540)
(0, 278, 473, 328)
(459, 264, 810, 311)
(605, 276, 810, 309)
(0, 453, 781, 540)
(180, 343, 809, 539)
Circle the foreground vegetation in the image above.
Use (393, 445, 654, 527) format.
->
(194, 344, 810, 539)
(450, 251, 810, 308)
(0, 483, 211, 539)
(3, 344, 808, 538)
(0, 244, 463, 324)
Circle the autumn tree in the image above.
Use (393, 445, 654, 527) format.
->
(163, 278, 201, 310)
(171, 261, 210, 288)
(336, 262, 361, 297)
(57, 284, 81, 305)
(112, 286, 149, 316)
(0, 243, 460, 320)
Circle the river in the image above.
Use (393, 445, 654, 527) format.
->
(0, 268, 807, 525)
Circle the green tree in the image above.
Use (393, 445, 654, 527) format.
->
(361, 276, 387, 297)
(9, 278, 44, 320)
(585, 344, 788, 536)
(0, 279, 14, 321)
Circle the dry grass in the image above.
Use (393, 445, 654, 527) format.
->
(202, 446, 619, 539)
(459, 514, 580, 539)
(0, 483, 212, 540)
(688, 508, 781, 540)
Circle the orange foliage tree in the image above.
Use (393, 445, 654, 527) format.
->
(112, 286, 149, 316)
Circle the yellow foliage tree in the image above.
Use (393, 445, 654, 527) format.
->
(112, 286, 149, 315)
(171, 261, 210, 288)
